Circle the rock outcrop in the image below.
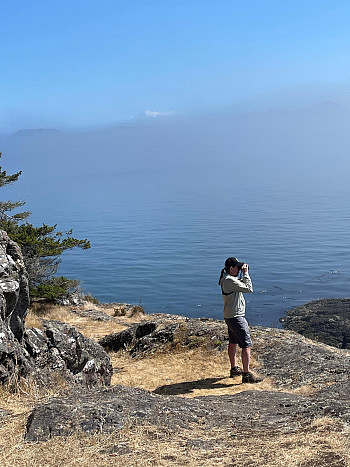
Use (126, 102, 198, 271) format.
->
(25, 384, 322, 441)
(68, 307, 115, 322)
(98, 317, 228, 356)
(0, 230, 112, 387)
(2, 232, 350, 445)
(0, 231, 32, 384)
(99, 317, 350, 389)
(0, 230, 29, 341)
(0, 319, 31, 385)
(280, 298, 350, 349)
(24, 320, 113, 387)
(251, 327, 350, 389)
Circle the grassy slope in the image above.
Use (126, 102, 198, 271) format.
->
(0, 303, 349, 467)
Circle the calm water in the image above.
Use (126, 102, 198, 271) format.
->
(26, 176, 350, 327)
(2, 119, 350, 327)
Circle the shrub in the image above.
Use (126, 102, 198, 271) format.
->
(84, 294, 100, 305)
(30, 276, 81, 300)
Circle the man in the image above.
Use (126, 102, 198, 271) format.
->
(218, 257, 263, 384)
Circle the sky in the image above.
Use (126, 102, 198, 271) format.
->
(2, 0, 350, 131)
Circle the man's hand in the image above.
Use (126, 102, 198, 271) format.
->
(242, 263, 249, 273)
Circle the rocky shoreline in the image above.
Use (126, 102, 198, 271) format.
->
(280, 297, 350, 349)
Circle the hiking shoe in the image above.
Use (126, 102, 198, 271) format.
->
(242, 372, 263, 384)
(230, 366, 244, 377)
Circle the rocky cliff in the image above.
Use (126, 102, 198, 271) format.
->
(0, 230, 112, 387)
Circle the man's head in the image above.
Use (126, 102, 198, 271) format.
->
(224, 257, 244, 277)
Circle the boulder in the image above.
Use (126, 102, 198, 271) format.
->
(280, 298, 350, 349)
(24, 320, 113, 387)
(99, 317, 228, 356)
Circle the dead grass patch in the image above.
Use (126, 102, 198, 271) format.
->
(25, 303, 128, 340)
(24, 309, 43, 329)
(114, 417, 350, 467)
(288, 381, 336, 397)
(0, 374, 68, 417)
(111, 347, 272, 397)
(0, 414, 348, 467)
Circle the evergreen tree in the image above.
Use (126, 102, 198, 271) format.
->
(0, 151, 30, 221)
(0, 151, 90, 294)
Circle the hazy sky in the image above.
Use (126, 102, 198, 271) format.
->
(2, 0, 350, 130)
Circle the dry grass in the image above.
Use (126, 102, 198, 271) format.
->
(24, 310, 43, 329)
(115, 417, 350, 467)
(25, 302, 131, 339)
(0, 411, 349, 466)
(0, 373, 69, 417)
(111, 346, 273, 397)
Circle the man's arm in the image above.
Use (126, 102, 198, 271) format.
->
(241, 263, 253, 292)
(228, 273, 253, 293)
(225, 264, 253, 293)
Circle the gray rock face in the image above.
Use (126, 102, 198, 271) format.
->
(280, 298, 350, 349)
(0, 230, 112, 388)
(251, 327, 350, 389)
(24, 385, 322, 441)
(98, 321, 159, 353)
(24, 320, 113, 387)
(68, 307, 114, 322)
(0, 230, 31, 384)
(99, 317, 228, 356)
(0, 319, 31, 385)
(0, 230, 29, 341)
(315, 381, 350, 424)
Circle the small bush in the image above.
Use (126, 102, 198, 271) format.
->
(113, 304, 145, 317)
(84, 294, 100, 305)
(30, 276, 80, 300)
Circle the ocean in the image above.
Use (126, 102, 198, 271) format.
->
(26, 175, 350, 328)
(2, 110, 350, 326)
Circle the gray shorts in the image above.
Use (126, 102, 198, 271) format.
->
(225, 316, 252, 348)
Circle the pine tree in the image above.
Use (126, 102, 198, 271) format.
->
(0, 151, 30, 221)
(0, 151, 90, 295)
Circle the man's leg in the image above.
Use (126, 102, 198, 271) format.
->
(241, 346, 263, 383)
(241, 347, 251, 373)
(228, 343, 237, 368)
